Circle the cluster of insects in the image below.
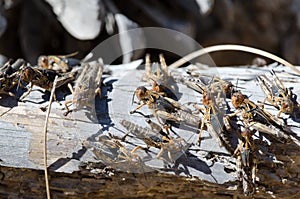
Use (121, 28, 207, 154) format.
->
(1, 51, 299, 196)
(85, 53, 300, 196)
(0, 53, 103, 115)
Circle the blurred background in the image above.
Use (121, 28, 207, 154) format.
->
(0, 0, 300, 66)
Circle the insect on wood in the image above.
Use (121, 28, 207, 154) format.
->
(191, 77, 235, 152)
(120, 119, 190, 163)
(228, 90, 292, 141)
(233, 126, 257, 196)
(64, 59, 103, 119)
(143, 54, 178, 100)
(83, 134, 153, 173)
(257, 70, 299, 118)
(19, 66, 78, 101)
(130, 86, 201, 130)
(0, 59, 26, 99)
(38, 52, 80, 73)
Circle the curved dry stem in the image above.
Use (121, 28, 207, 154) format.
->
(168, 44, 300, 76)
(43, 76, 58, 199)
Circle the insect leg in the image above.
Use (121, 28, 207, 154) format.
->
(63, 100, 73, 116)
(19, 83, 34, 101)
(197, 115, 207, 145)
(155, 110, 182, 123)
(130, 101, 146, 114)
(145, 54, 152, 80)
(0, 91, 18, 99)
(159, 53, 168, 76)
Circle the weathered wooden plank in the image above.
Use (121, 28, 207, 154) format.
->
(0, 60, 143, 172)
(0, 61, 299, 197)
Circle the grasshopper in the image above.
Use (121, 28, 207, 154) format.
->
(233, 126, 257, 195)
(0, 59, 26, 99)
(178, 68, 235, 98)
(120, 119, 189, 163)
(257, 70, 298, 118)
(19, 65, 78, 101)
(143, 54, 178, 100)
(175, 73, 235, 149)
(130, 86, 201, 129)
(64, 59, 103, 116)
(83, 134, 152, 173)
(194, 77, 236, 152)
(228, 90, 291, 140)
(38, 52, 80, 73)
(0, 72, 20, 99)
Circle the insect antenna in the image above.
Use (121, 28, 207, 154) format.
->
(16, 63, 26, 91)
(231, 78, 240, 96)
(235, 78, 239, 91)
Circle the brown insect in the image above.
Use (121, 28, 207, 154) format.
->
(0, 73, 20, 99)
(38, 52, 80, 73)
(83, 134, 152, 173)
(229, 90, 291, 140)
(64, 59, 103, 116)
(195, 79, 235, 152)
(120, 119, 189, 163)
(177, 74, 234, 99)
(130, 86, 200, 128)
(0, 59, 26, 99)
(233, 126, 257, 195)
(143, 54, 178, 100)
(19, 66, 78, 101)
(257, 70, 297, 117)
